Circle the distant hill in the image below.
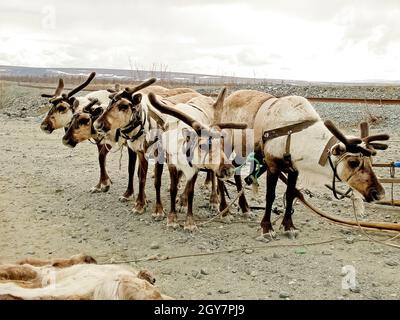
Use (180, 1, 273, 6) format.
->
(0, 65, 261, 85)
(1, 65, 399, 87)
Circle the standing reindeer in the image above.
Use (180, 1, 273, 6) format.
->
(148, 90, 247, 231)
(217, 90, 389, 239)
(39, 73, 135, 195)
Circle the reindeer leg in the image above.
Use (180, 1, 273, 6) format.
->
(167, 165, 179, 228)
(281, 169, 299, 239)
(201, 171, 212, 190)
(260, 169, 279, 241)
(234, 175, 252, 219)
(90, 143, 112, 193)
(132, 152, 147, 215)
(119, 148, 136, 202)
(217, 179, 235, 223)
(218, 180, 228, 214)
(184, 173, 198, 232)
(152, 162, 165, 220)
(209, 172, 219, 213)
(178, 172, 188, 211)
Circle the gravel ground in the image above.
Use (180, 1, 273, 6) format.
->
(0, 83, 399, 300)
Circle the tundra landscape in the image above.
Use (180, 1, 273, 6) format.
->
(0, 76, 399, 300)
(1, 0, 400, 302)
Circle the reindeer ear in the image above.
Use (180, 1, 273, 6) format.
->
(131, 93, 142, 105)
(331, 143, 346, 156)
(72, 99, 80, 111)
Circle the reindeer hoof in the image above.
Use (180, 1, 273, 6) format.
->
(118, 195, 133, 202)
(167, 222, 179, 229)
(132, 205, 146, 215)
(166, 221, 179, 229)
(221, 214, 234, 224)
(258, 229, 278, 242)
(166, 213, 178, 228)
(152, 212, 165, 221)
(210, 202, 219, 212)
(90, 186, 102, 193)
(283, 228, 299, 239)
(184, 223, 198, 232)
(100, 185, 110, 192)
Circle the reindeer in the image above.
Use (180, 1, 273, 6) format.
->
(92, 79, 197, 217)
(216, 90, 389, 239)
(148, 91, 247, 231)
(39, 74, 132, 194)
(40, 73, 111, 133)
(0, 254, 172, 300)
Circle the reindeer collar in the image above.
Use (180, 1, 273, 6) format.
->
(117, 109, 147, 142)
(327, 151, 366, 200)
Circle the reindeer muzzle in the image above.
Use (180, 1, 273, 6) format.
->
(366, 186, 385, 202)
(62, 136, 77, 148)
(40, 122, 53, 134)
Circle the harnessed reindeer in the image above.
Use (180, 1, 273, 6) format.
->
(93, 79, 198, 217)
(216, 90, 389, 239)
(148, 91, 247, 231)
(39, 75, 136, 197)
(40, 73, 110, 133)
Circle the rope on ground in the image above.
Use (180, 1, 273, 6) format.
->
(197, 190, 244, 226)
(100, 236, 350, 265)
(351, 194, 400, 249)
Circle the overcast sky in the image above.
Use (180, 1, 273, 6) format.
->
(0, 0, 399, 81)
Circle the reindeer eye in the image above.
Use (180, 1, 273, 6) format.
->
(79, 118, 90, 126)
(118, 104, 129, 111)
(348, 159, 360, 169)
(57, 106, 67, 112)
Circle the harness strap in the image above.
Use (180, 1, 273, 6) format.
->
(118, 109, 147, 142)
(262, 119, 317, 142)
(328, 154, 353, 200)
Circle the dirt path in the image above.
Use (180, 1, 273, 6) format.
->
(0, 115, 399, 300)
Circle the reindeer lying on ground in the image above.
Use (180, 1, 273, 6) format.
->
(216, 90, 389, 239)
(0, 254, 172, 300)
(148, 90, 247, 231)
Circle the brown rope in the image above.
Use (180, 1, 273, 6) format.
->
(101, 237, 349, 265)
(351, 195, 400, 249)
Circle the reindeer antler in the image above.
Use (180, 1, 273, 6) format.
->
(83, 98, 100, 113)
(324, 120, 372, 156)
(148, 92, 206, 135)
(67, 72, 96, 98)
(359, 122, 389, 154)
(41, 78, 64, 98)
(125, 78, 157, 95)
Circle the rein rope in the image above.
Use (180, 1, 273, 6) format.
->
(327, 152, 356, 200)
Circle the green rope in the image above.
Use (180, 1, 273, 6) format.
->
(235, 152, 261, 181)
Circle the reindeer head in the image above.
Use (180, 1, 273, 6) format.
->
(325, 120, 389, 202)
(40, 72, 96, 133)
(94, 78, 157, 133)
(148, 90, 247, 180)
(62, 99, 102, 148)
